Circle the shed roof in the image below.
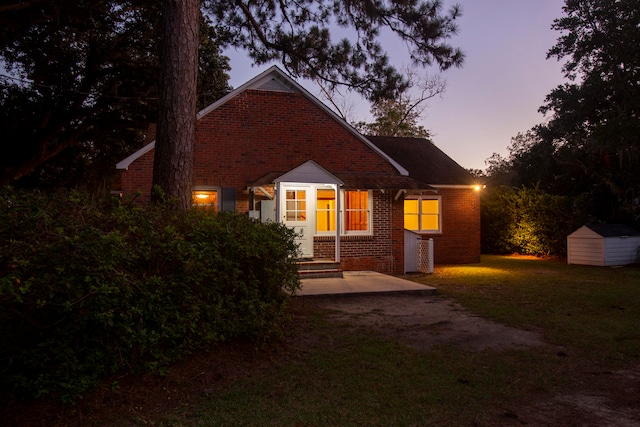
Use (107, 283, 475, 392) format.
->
(367, 136, 476, 186)
(584, 224, 640, 238)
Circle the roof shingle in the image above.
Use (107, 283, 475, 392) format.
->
(248, 171, 432, 190)
(367, 136, 475, 186)
(585, 224, 640, 237)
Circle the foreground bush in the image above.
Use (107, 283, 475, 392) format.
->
(0, 187, 300, 401)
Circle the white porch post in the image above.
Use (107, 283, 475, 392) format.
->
(275, 182, 281, 223)
(335, 184, 340, 263)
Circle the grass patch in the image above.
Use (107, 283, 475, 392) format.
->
(12, 255, 640, 425)
(171, 255, 639, 426)
(408, 255, 640, 362)
(187, 334, 565, 426)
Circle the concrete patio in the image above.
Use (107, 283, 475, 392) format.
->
(297, 271, 436, 296)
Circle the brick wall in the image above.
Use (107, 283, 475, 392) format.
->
(193, 90, 397, 190)
(391, 194, 405, 273)
(117, 87, 480, 271)
(119, 151, 154, 204)
(119, 89, 397, 199)
(425, 188, 481, 264)
(117, 88, 407, 273)
(313, 191, 398, 275)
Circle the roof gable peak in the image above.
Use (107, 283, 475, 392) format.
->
(117, 66, 408, 175)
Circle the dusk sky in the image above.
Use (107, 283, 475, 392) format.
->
(224, 0, 568, 171)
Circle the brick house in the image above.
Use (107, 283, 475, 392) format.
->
(115, 66, 481, 274)
(368, 136, 481, 265)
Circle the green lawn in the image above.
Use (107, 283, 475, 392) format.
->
(94, 256, 640, 425)
(411, 255, 640, 361)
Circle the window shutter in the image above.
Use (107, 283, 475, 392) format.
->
(221, 187, 236, 211)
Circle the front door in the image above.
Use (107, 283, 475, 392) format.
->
(282, 186, 313, 258)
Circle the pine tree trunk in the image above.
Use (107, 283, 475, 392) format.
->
(152, 0, 199, 209)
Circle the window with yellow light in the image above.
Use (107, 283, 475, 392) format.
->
(316, 188, 336, 232)
(404, 197, 441, 232)
(192, 189, 218, 211)
(344, 190, 369, 232)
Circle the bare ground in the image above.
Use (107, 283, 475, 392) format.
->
(3, 294, 640, 426)
(311, 294, 547, 352)
(309, 294, 640, 427)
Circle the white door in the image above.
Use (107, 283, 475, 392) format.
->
(282, 186, 314, 258)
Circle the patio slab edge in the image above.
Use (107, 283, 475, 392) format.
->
(296, 271, 436, 297)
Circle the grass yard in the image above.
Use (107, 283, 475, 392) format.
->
(176, 256, 639, 426)
(411, 255, 640, 362)
(7, 255, 640, 426)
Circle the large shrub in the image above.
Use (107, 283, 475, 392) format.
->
(0, 187, 299, 401)
(481, 185, 586, 256)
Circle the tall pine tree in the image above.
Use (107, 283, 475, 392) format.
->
(153, 0, 200, 208)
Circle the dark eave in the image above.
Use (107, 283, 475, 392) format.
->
(248, 172, 433, 191)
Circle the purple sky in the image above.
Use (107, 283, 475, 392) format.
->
(224, 0, 568, 171)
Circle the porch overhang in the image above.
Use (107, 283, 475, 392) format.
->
(249, 170, 433, 192)
(273, 160, 343, 185)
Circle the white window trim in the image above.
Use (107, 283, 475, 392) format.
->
(405, 195, 442, 234)
(312, 188, 373, 237)
(341, 189, 373, 236)
(315, 187, 337, 236)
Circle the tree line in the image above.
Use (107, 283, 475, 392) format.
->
(3, 0, 636, 254)
(1, 0, 465, 208)
(479, 0, 640, 255)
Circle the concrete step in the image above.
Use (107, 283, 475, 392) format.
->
(298, 269, 344, 279)
(297, 259, 343, 279)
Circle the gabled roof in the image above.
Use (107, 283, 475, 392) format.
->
(117, 66, 408, 175)
(367, 136, 476, 186)
(274, 160, 343, 185)
(584, 224, 640, 238)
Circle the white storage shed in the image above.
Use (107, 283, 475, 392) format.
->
(567, 224, 640, 266)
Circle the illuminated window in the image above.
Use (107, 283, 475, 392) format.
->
(404, 197, 441, 232)
(192, 188, 219, 211)
(316, 188, 336, 232)
(404, 199, 420, 231)
(344, 190, 370, 233)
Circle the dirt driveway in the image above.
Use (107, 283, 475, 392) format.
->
(309, 293, 546, 351)
(304, 293, 640, 427)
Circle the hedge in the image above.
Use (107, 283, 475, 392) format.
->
(0, 187, 300, 401)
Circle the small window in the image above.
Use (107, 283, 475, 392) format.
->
(404, 197, 441, 232)
(316, 188, 336, 232)
(285, 190, 306, 221)
(192, 188, 219, 211)
(343, 190, 371, 234)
